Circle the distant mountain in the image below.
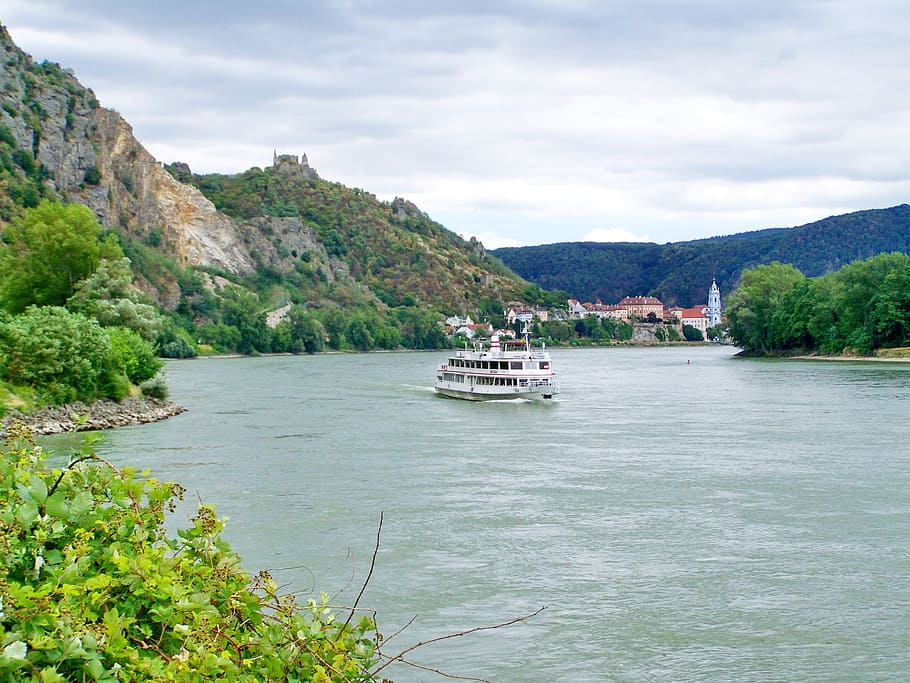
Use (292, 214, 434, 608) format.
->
(0, 25, 526, 315)
(492, 205, 910, 305)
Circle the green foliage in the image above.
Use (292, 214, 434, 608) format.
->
(493, 204, 910, 306)
(725, 253, 910, 355)
(67, 257, 164, 341)
(285, 306, 326, 354)
(156, 323, 198, 359)
(0, 307, 118, 404)
(220, 289, 270, 354)
(107, 327, 162, 384)
(0, 428, 381, 681)
(724, 262, 805, 354)
(682, 324, 704, 342)
(140, 373, 170, 400)
(0, 201, 123, 313)
(82, 165, 102, 185)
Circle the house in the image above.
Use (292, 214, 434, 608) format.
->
(618, 295, 664, 320)
(445, 314, 474, 328)
(567, 299, 587, 319)
(672, 307, 710, 336)
(506, 307, 535, 325)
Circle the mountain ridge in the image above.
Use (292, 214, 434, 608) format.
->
(0, 24, 527, 316)
(492, 204, 910, 305)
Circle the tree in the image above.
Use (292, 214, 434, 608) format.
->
(0, 201, 122, 313)
(220, 289, 270, 354)
(107, 326, 163, 384)
(869, 262, 910, 349)
(346, 317, 374, 352)
(682, 324, 704, 342)
(0, 306, 118, 404)
(724, 262, 805, 354)
(67, 257, 164, 341)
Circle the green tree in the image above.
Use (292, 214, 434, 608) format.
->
(725, 262, 805, 354)
(682, 324, 704, 342)
(0, 201, 122, 313)
(287, 305, 326, 354)
(220, 289, 270, 354)
(869, 262, 910, 348)
(67, 257, 164, 341)
(0, 306, 117, 404)
(107, 326, 163, 384)
(346, 317, 374, 352)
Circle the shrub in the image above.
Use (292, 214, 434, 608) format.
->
(107, 326, 162, 384)
(0, 306, 116, 404)
(140, 373, 170, 400)
(83, 165, 102, 185)
(0, 427, 381, 681)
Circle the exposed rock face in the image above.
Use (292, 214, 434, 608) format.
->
(631, 322, 684, 343)
(0, 25, 254, 285)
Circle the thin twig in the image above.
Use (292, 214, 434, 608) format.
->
(393, 655, 493, 682)
(341, 510, 382, 632)
(379, 612, 418, 647)
(372, 606, 546, 676)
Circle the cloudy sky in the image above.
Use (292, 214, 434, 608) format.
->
(3, 1, 910, 248)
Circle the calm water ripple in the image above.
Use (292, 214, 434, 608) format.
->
(64, 346, 910, 681)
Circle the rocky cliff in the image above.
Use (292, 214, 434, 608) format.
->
(0, 26, 253, 284)
(0, 24, 525, 313)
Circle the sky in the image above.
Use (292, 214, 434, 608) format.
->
(3, 1, 910, 248)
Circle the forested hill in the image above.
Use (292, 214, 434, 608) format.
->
(0, 24, 527, 317)
(168, 159, 525, 312)
(492, 204, 910, 306)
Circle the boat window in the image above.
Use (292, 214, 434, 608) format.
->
(510, 361, 523, 370)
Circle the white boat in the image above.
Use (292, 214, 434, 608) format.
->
(434, 333, 559, 401)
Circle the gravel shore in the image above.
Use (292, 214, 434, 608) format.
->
(1, 397, 187, 437)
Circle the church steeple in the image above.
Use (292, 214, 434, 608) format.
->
(706, 278, 722, 327)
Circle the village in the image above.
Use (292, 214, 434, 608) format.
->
(443, 279, 725, 343)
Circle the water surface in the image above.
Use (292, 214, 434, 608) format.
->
(79, 346, 910, 681)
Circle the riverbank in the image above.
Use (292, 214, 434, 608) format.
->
(1, 397, 187, 437)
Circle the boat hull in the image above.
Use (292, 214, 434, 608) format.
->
(434, 384, 557, 402)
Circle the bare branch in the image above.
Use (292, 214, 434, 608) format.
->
(341, 510, 382, 632)
(392, 655, 493, 682)
(372, 606, 546, 676)
(381, 613, 418, 647)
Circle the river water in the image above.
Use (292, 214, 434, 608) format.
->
(65, 345, 910, 681)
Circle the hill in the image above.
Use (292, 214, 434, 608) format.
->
(493, 205, 910, 305)
(0, 24, 526, 321)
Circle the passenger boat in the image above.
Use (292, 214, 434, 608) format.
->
(434, 332, 559, 401)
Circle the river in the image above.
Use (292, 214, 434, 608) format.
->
(62, 345, 910, 681)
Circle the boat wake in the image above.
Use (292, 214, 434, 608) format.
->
(401, 384, 437, 393)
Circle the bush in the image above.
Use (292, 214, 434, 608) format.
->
(0, 427, 381, 681)
(107, 326, 162, 384)
(140, 373, 170, 400)
(83, 165, 102, 185)
(0, 306, 116, 404)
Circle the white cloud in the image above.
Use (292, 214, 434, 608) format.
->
(3, 0, 910, 246)
(582, 228, 652, 244)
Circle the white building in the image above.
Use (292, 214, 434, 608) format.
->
(706, 279, 723, 327)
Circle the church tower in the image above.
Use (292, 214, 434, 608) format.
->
(706, 278, 722, 327)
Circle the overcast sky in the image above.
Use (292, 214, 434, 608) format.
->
(4, 1, 910, 248)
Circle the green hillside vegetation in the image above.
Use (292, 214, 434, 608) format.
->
(181, 164, 521, 310)
(0, 202, 164, 412)
(724, 252, 910, 356)
(493, 204, 910, 305)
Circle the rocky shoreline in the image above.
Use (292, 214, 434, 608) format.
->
(1, 397, 187, 437)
